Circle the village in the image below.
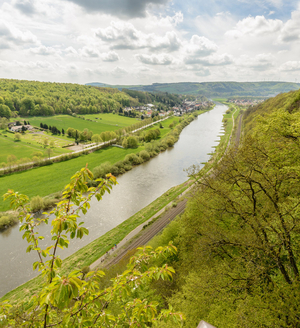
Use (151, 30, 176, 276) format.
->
(123, 98, 214, 118)
(227, 98, 265, 107)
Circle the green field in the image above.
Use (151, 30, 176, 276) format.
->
(0, 130, 71, 164)
(19, 114, 137, 134)
(0, 146, 142, 211)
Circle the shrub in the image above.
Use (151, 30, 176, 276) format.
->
(139, 150, 150, 161)
(110, 165, 119, 176)
(43, 198, 57, 209)
(127, 136, 138, 148)
(93, 162, 112, 179)
(0, 215, 18, 230)
(159, 141, 168, 151)
(30, 196, 44, 212)
(165, 136, 176, 147)
(124, 164, 132, 171)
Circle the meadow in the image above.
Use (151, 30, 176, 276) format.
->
(0, 146, 142, 211)
(0, 130, 71, 164)
(18, 114, 137, 134)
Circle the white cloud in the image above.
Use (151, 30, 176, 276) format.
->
(102, 51, 119, 62)
(30, 45, 60, 56)
(238, 53, 275, 71)
(95, 21, 181, 52)
(135, 53, 174, 65)
(185, 35, 218, 57)
(278, 8, 300, 42)
(0, 21, 39, 46)
(112, 66, 128, 76)
(280, 61, 300, 71)
(225, 16, 283, 38)
(188, 53, 233, 66)
(80, 46, 100, 58)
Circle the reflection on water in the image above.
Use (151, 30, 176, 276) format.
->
(0, 103, 227, 297)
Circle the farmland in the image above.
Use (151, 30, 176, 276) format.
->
(0, 129, 71, 164)
(0, 145, 143, 211)
(18, 114, 138, 134)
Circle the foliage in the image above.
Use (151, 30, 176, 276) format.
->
(0, 167, 183, 327)
(153, 91, 300, 327)
(30, 195, 44, 212)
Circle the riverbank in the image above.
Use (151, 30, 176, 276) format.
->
(0, 104, 236, 303)
(0, 111, 207, 216)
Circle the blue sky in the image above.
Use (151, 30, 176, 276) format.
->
(0, 0, 300, 84)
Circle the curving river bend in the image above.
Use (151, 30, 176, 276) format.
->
(0, 103, 227, 297)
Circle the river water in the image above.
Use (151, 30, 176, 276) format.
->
(0, 103, 227, 297)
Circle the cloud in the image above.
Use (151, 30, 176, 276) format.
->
(64, 46, 78, 56)
(95, 21, 181, 52)
(280, 61, 300, 71)
(112, 66, 128, 76)
(0, 21, 39, 46)
(226, 15, 283, 38)
(63, 0, 169, 19)
(191, 53, 233, 66)
(238, 53, 275, 71)
(185, 35, 218, 57)
(30, 45, 59, 56)
(102, 51, 119, 62)
(278, 8, 300, 42)
(135, 53, 173, 65)
(80, 46, 100, 58)
(13, 0, 36, 16)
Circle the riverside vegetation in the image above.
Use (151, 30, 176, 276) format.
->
(0, 102, 235, 304)
(0, 167, 184, 327)
(139, 88, 300, 327)
(0, 111, 208, 227)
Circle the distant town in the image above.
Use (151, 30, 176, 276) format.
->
(123, 98, 214, 118)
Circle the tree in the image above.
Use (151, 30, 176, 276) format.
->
(43, 138, 49, 148)
(91, 134, 103, 144)
(62, 128, 65, 135)
(127, 136, 138, 148)
(14, 132, 21, 141)
(0, 168, 183, 327)
(7, 154, 17, 167)
(172, 109, 300, 327)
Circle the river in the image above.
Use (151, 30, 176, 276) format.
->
(0, 103, 227, 297)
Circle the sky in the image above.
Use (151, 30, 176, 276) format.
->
(0, 0, 300, 85)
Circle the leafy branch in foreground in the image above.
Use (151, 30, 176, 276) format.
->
(0, 166, 184, 327)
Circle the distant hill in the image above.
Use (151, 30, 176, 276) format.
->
(86, 81, 300, 98)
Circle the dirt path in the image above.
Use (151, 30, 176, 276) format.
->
(234, 112, 243, 147)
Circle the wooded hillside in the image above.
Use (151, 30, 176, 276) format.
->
(150, 89, 300, 327)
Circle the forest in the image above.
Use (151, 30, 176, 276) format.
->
(0, 79, 183, 119)
(145, 88, 300, 327)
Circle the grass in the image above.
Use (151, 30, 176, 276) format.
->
(0, 180, 190, 304)
(18, 114, 137, 134)
(0, 145, 144, 211)
(199, 105, 242, 176)
(0, 130, 71, 164)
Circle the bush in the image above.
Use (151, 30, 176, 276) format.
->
(30, 196, 44, 212)
(110, 165, 119, 176)
(124, 164, 132, 171)
(165, 136, 176, 147)
(0, 215, 18, 230)
(93, 162, 112, 179)
(159, 141, 168, 151)
(139, 150, 150, 162)
(43, 198, 57, 210)
(127, 136, 138, 148)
